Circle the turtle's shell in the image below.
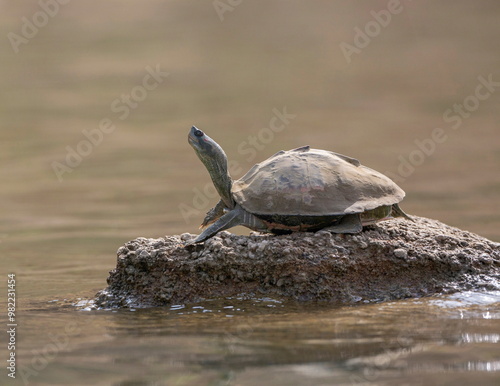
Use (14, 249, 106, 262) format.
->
(231, 146, 404, 216)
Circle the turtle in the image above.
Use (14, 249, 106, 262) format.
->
(186, 126, 411, 244)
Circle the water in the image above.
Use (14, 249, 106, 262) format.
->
(11, 294, 500, 385)
(1, 1, 499, 385)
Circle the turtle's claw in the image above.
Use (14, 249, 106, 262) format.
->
(199, 220, 210, 229)
(183, 238, 200, 248)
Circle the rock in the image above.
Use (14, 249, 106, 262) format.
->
(95, 216, 500, 308)
(393, 248, 408, 259)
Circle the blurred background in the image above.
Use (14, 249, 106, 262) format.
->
(0, 1, 499, 384)
(1, 0, 499, 300)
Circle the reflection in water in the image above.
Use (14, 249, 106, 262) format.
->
(461, 333, 500, 343)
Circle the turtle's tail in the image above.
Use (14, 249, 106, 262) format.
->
(391, 203, 414, 221)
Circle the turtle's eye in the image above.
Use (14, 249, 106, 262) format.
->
(194, 129, 204, 137)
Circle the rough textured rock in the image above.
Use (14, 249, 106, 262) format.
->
(95, 217, 500, 308)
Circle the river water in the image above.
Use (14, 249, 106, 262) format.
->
(1, 1, 499, 385)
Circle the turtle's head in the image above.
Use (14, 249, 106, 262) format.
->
(188, 127, 229, 174)
(188, 126, 234, 208)
(188, 126, 223, 159)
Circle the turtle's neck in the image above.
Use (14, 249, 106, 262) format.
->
(196, 145, 234, 209)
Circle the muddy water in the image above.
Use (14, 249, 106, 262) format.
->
(1, 1, 499, 385)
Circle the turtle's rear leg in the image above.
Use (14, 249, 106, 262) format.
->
(322, 214, 363, 234)
(391, 203, 413, 221)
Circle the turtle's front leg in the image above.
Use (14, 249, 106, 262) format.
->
(186, 207, 242, 245)
(200, 199, 227, 228)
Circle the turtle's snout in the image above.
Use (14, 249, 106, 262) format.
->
(188, 126, 201, 147)
(188, 126, 205, 146)
(190, 126, 204, 138)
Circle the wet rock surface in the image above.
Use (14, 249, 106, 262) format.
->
(95, 217, 500, 308)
